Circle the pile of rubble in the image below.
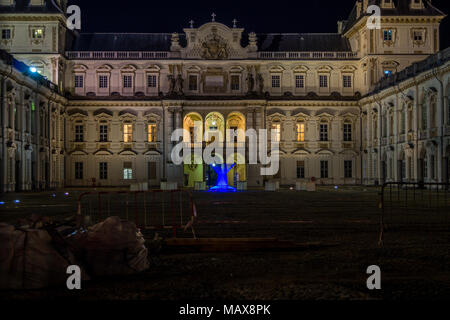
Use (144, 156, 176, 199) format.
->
(0, 215, 149, 290)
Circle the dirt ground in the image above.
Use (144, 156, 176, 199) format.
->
(0, 186, 449, 300)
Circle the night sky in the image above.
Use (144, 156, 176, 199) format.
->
(68, 0, 449, 49)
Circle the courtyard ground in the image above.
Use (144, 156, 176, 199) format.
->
(0, 186, 449, 300)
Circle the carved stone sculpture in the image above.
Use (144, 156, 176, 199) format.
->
(175, 74, 184, 95)
(246, 73, 255, 93)
(168, 75, 176, 95)
(256, 74, 264, 95)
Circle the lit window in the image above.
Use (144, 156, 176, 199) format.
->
(32, 28, 44, 39)
(296, 122, 305, 142)
(271, 75, 281, 88)
(384, 70, 392, 77)
(74, 75, 84, 88)
(123, 75, 133, 88)
(147, 74, 157, 88)
(343, 75, 352, 88)
(272, 123, 281, 142)
(99, 75, 108, 88)
(123, 162, 133, 180)
(319, 75, 328, 88)
(123, 124, 133, 143)
(295, 75, 305, 88)
(383, 29, 392, 41)
(148, 124, 157, 142)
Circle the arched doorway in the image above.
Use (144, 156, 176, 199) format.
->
(183, 113, 203, 187)
(226, 153, 247, 187)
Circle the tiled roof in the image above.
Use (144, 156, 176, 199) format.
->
(69, 32, 352, 52)
(68, 33, 185, 52)
(343, 0, 446, 34)
(257, 33, 352, 52)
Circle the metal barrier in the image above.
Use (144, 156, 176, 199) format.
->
(77, 190, 196, 238)
(379, 182, 450, 247)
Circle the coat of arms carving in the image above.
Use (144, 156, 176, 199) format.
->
(200, 34, 228, 59)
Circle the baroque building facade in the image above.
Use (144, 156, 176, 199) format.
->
(0, 0, 448, 192)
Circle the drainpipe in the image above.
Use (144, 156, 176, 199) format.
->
(162, 101, 166, 180)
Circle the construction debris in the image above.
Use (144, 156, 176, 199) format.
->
(0, 215, 149, 290)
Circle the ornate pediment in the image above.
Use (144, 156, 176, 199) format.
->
(200, 34, 228, 59)
(182, 22, 248, 59)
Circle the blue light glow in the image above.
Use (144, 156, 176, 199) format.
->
(30, 67, 37, 73)
(209, 163, 237, 193)
(14, 200, 20, 204)
(0, 202, 5, 205)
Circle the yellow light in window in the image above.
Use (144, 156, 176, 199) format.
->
(124, 124, 133, 143)
(33, 29, 43, 38)
(148, 124, 156, 142)
(297, 123, 305, 142)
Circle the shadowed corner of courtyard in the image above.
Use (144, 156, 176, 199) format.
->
(0, 186, 449, 300)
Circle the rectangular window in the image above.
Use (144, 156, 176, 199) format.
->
(344, 123, 352, 141)
(295, 75, 305, 88)
(320, 161, 329, 179)
(297, 161, 305, 179)
(423, 159, 428, 179)
(431, 155, 435, 180)
(99, 162, 108, 180)
(99, 125, 108, 142)
(148, 162, 157, 180)
(99, 75, 108, 88)
(271, 75, 281, 88)
(74, 75, 84, 88)
(123, 162, 133, 180)
(344, 160, 353, 178)
(75, 162, 83, 180)
(413, 31, 423, 41)
(319, 75, 328, 88)
(148, 124, 157, 142)
(123, 75, 133, 88)
(32, 28, 43, 39)
(1, 29, 11, 39)
(189, 75, 198, 91)
(272, 123, 281, 142)
(231, 75, 240, 91)
(147, 74, 157, 88)
(320, 124, 328, 141)
(383, 30, 392, 41)
(296, 123, 305, 142)
(123, 124, 133, 143)
(75, 125, 84, 142)
(343, 75, 352, 88)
